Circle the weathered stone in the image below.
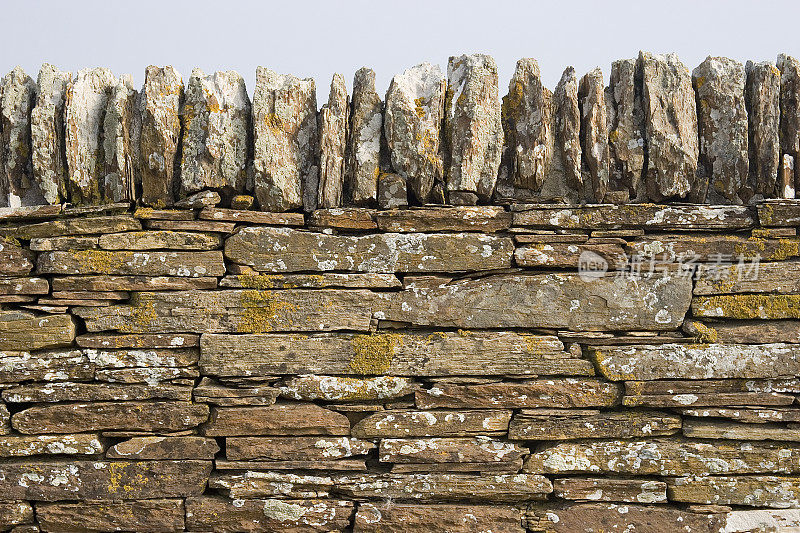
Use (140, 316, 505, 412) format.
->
(624, 378, 797, 407)
(351, 409, 510, 438)
(607, 59, 646, 200)
(52, 275, 216, 292)
(0, 240, 33, 275)
(225, 226, 512, 273)
(37, 249, 224, 276)
(252, 67, 317, 212)
(378, 272, 690, 331)
(591, 343, 800, 380)
(694, 261, 800, 294)
(0, 214, 141, 239)
(31, 64, 71, 204)
(379, 437, 525, 466)
(782, 155, 796, 197)
(106, 436, 218, 459)
(0, 460, 209, 500)
(199, 206, 304, 225)
(209, 471, 334, 498)
(684, 420, 800, 441)
(669, 475, 800, 507)
(0, 434, 103, 457)
(180, 69, 249, 197)
(639, 51, 699, 200)
(628, 234, 798, 262)
(185, 497, 353, 533)
(0, 67, 38, 207)
(0, 349, 92, 383)
(779, 55, 800, 190)
(222, 272, 399, 291)
(0, 203, 61, 220)
(29, 235, 98, 251)
(2, 382, 191, 403)
(173, 189, 221, 209)
(683, 407, 800, 424)
(76, 333, 199, 349)
(103, 75, 138, 203)
(64, 67, 116, 204)
(526, 503, 722, 533)
(139, 66, 183, 207)
(77, 289, 375, 333)
(758, 199, 800, 226)
(336, 473, 551, 502)
(229, 194, 254, 209)
(524, 439, 800, 475)
(515, 242, 627, 269)
(200, 331, 589, 377)
(0, 501, 32, 529)
(693, 295, 800, 319)
(143, 218, 234, 232)
(746, 61, 781, 197)
(98, 230, 221, 250)
(354, 503, 523, 533)
(416, 379, 619, 409)
(37, 500, 185, 533)
(346, 67, 382, 206)
(12, 401, 208, 434)
(316, 73, 349, 209)
(578, 68, 610, 202)
(203, 404, 349, 436)
(279, 375, 414, 401)
(0, 312, 75, 351)
(443, 54, 502, 203)
(378, 172, 407, 208)
(96, 366, 198, 384)
(509, 409, 680, 440)
(227, 436, 373, 461)
(309, 207, 376, 230)
(193, 378, 278, 406)
(555, 478, 666, 504)
(384, 63, 446, 203)
(554, 67, 583, 196)
(0, 403, 8, 435)
(376, 206, 511, 232)
(512, 204, 754, 229)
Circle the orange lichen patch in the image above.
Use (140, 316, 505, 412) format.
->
(350, 333, 401, 375)
(237, 290, 297, 333)
(73, 250, 130, 275)
(694, 294, 800, 319)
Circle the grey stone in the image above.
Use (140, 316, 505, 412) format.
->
(346, 67, 382, 206)
(578, 67, 610, 202)
(779, 54, 800, 191)
(553, 66, 582, 197)
(378, 172, 407, 208)
(317, 73, 349, 208)
(0, 67, 39, 207)
(103, 75, 138, 202)
(746, 61, 781, 198)
(31, 64, 71, 205)
(607, 59, 646, 201)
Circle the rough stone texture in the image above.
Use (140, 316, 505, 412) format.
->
(384, 63, 446, 203)
(554, 478, 667, 503)
(669, 475, 800, 507)
(180, 69, 250, 197)
(639, 51, 699, 200)
(553, 67, 583, 198)
(746, 61, 781, 198)
(227, 436, 373, 461)
(252, 67, 317, 212)
(203, 404, 349, 436)
(693, 56, 749, 203)
(185, 497, 353, 532)
(0, 239, 34, 275)
(376, 206, 511, 232)
(444, 54, 503, 203)
(103, 75, 138, 203)
(64, 67, 116, 205)
(578, 67, 610, 202)
(607, 59, 646, 200)
(354, 503, 524, 533)
(225, 226, 512, 273)
(351, 410, 511, 438)
(0, 433, 103, 457)
(106, 436, 219, 459)
(508, 410, 681, 440)
(317, 73, 349, 209)
(527, 503, 723, 533)
(346, 68, 382, 206)
(0, 67, 39, 208)
(139, 65, 183, 207)
(31, 64, 71, 205)
(779, 54, 800, 190)
(37, 500, 185, 532)
(377, 172, 407, 208)
(0, 311, 75, 350)
(0, 501, 33, 529)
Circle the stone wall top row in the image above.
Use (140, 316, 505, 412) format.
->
(0, 51, 799, 211)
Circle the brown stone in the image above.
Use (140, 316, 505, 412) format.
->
(0, 204, 61, 220)
(96, 366, 198, 384)
(38, 249, 225, 277)
(143, 219, 236, 233)
(98, 230, 221, 250)
(214, 459, 367, 472)
(416, 379, 619, 409)
(0, 277, 48, 295)
(83, 347, 198, 368)
(0, 214, 141, 239)
(693, 294, 800, 319)
(694, 261, 800, 294)
(351, 409, 510, 438)
(52, 275, 217, 292)
(308, 207, 377, 230)
(683, 407, 800, 424)
(376, 206, 511, 233)
(185, 497, 353, 533)
(37, 500, 185, 533)
(624, 378, 799, 407)
(200, 331, 587, 377)
(509, 409, 681, 440)
(219, 272, 401, 289)
(192, 378, 278, 406)
(0, 434, 103, 457)
(203, 404, 350, 436)
(0, 403, 8, 435)
(28, 235, 98, 251)
(209, 471, 334, 498)
(2, 382, 191, 403)
(628, 234, 798, 262)
(0, 502, 33, 529)
(199, 207, 305, 226)
(378, 172, 407, 209)
(0, 240, 33, 275)
(669, 475, 800, 507)
(578, 67, 610, 202)
(279, 375, 415, 401)
(554, 478, 667, 503)
(683, 420, 800, 441)
(106, 436, 219, 459)
(354, 503, 524, 533)
(11, 401, 209, 434)
(759, 200, 800, 226)
(0, 349, 93, 383)
(515, 242, 627, 269)
(526, 503, 722, 533)
(133, 207, 194, 220)
(226, 436, 374, 461)
(379, 437, 525, 465)
(76, 333, 199, 349)
(0, 312, 76, 351)
(0, 460, 209, 500)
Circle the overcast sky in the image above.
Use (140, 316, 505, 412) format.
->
(7, 0, 800, 100)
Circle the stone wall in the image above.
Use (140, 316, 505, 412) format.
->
(1, 52, 800, 532)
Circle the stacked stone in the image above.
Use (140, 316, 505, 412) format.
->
(1, 51, 799, 212)
(3, 194, 800, 530)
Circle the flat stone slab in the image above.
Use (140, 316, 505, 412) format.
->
(553, 478, 667, 503)
(354, 503, 523, 533)
(375, 207, 512, 232)
(379, 437, 526, 465)
(226, 436, 374, 461)
(37, 500, 186, 533)
(508, 410, 681, 440)
(37, 250, 225, 276)
(668, 475, 800, 507)
(0, 311, 75, 350)
(203, 404, 350, 436)
(0, 434, 103, 457)
(351, 409, 511, 438)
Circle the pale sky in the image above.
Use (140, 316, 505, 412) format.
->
(7, 0, 800, 100)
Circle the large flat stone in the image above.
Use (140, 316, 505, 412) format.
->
(0, 311, 75, 350)
(52, 275, 217, 292)
(98, 230, 222, 250)
(508, 410, 681, 440)
(526, 503, 721, 533)
(37, 500, 185, 533)
(0, 434, 103, 457)
(683, 420, 800, 441)
(354, 503, 524, 533)
(0, 350, 93, 383)
(351, 410, 510, 438)
(209, 471, 334, 499)
(553, 478, 666, 503)
(590, 343, 800, 380)
(669, 475, 800, 507)
(2, 382, 191, 402)
(379, 437, 526, 465)
(226, 436, 374, 461)
(694, 261, 800, 294)
(37, 250, 225, 276)
(203, 404, 350, 436)
(279, 375, 415, 401)
(225, 226, 512, 273)
(376, 206, 511, 232)
(200, 331, 588, 377)
(628, 234, 798, 262)
(106, 436, 219, 460)
(0, 214, 141, 239)
(693, 294, 800, 319)
(376, 273, 691, 331)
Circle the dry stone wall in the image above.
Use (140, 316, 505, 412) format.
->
(0, 51, 800, 532)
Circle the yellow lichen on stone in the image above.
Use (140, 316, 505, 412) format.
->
(237, 273, 277, 290)
(695, 294, 800, 319)
(73, 249, 130, 274)
(691, 322, 718, 343)
(130, 293, 158, 330)
(237, 289, 297, 333)
(349, 333, 401, 375)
